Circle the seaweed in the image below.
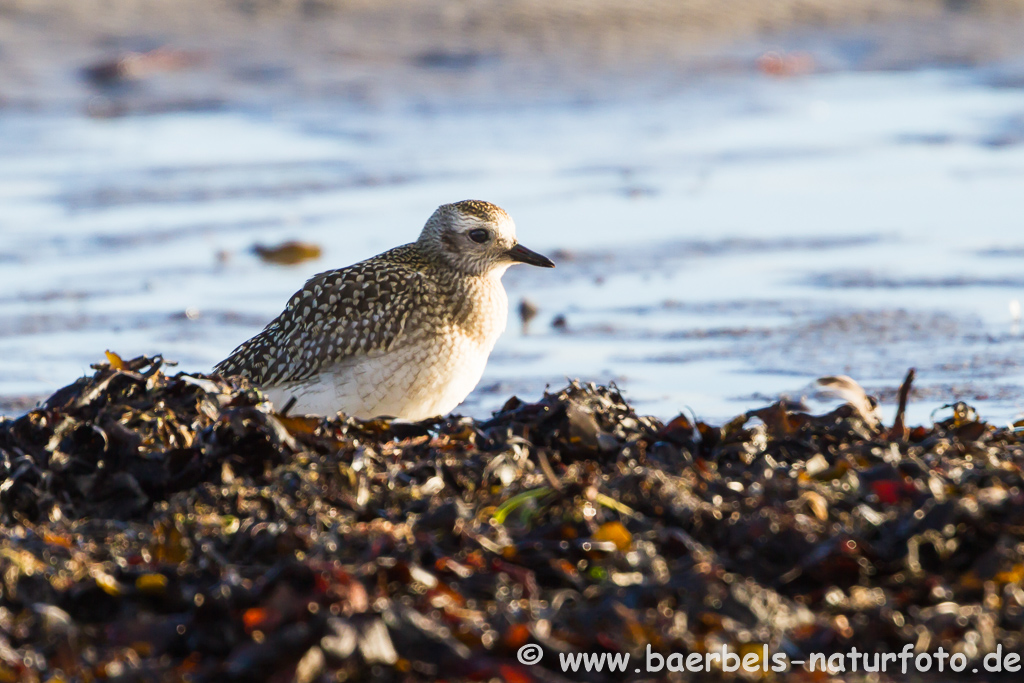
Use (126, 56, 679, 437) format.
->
(1, 355, 1023, 681)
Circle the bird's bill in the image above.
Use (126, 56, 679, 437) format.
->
(507, 244, 555, 268)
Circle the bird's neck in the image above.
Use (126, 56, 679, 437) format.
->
(439, 269, 509, 346)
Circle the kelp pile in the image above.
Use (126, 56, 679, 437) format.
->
(1, 356, 1024, 682)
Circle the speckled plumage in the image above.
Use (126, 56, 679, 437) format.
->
(215, 200, 554, 420)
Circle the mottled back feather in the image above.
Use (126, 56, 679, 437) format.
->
(215, 244, 441, 386)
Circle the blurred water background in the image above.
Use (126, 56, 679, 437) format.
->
(3, 0, 1024, 425)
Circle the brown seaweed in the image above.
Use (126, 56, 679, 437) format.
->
(1, 356, 1023, 681)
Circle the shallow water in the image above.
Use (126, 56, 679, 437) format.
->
(2, 68, 1024, 425)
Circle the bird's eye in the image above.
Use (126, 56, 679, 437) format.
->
(468, 229, 490, 244)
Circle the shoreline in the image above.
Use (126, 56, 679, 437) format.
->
(2, 1, 1024, 114)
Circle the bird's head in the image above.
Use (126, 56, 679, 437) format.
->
(418, 200, 555, 276)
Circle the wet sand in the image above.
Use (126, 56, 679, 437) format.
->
(3, 0, 1024, 113)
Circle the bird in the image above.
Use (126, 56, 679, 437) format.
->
(215, 200, 554, 420)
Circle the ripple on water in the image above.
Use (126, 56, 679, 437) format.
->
(2, 69, 1024, 424)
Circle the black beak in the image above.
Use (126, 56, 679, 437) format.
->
(508, 243, 555, 268)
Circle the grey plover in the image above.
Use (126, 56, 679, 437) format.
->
(215, 200, 554, 420)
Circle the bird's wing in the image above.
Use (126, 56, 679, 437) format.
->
(215, 257, 434, 387)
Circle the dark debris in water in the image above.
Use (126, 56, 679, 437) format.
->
(2, 356, 1024, 681)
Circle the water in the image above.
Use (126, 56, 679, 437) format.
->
(2, 68, 1024, 425)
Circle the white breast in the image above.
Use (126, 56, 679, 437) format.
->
(266, 275, 508, 420)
